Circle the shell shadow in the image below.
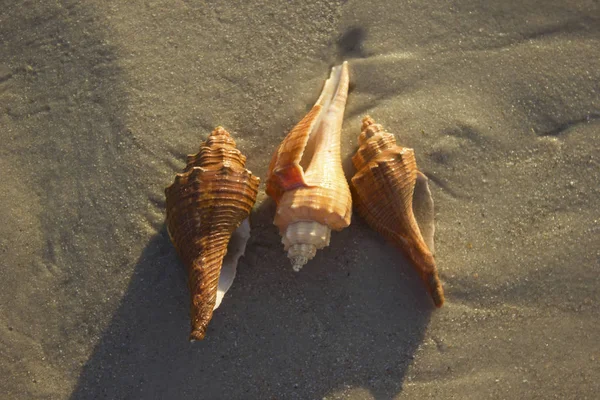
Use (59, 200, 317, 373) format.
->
(336, 26, 369, 59)
(71, 191, 433, 399)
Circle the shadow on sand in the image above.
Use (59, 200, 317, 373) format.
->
(71, 197, 434, 399)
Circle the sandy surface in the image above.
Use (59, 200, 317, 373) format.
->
(1, 1, 599, 399)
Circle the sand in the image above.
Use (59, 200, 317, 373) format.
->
(1, 0, 599, 399)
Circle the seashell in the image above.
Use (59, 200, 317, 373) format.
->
(350, 116, 445, 307)
(266, 62, 352, 271)
(165, 127, 260, 340)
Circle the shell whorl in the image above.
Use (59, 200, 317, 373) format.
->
(352, 116, 399, 172)
(165, 127, 259, 340)
(282, 221, 331, 271)
(351, 116, 444, 307)
(184, 126, 247, 171)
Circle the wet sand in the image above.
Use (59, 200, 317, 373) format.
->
(1, 1, 599, 399)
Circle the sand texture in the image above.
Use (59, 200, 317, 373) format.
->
(1, 1, 599, 399)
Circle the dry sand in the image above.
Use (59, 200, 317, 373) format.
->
(1, 1, 599, 399)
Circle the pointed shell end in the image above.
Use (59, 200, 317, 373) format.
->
(291, 256, 309, 272)
(211, 126, 230, 136)
(428, 273, 445, 308)
(189, 328, 207, 342)
(361, 115, 376, 130)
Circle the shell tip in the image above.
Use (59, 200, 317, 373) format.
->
(211, 126, 231, 137)
(189, 328, 207, 342)
(340, 61, 349, 74)
(286, 242, 317, 272)
(428, 273, 445, 308)
(291, 256, 308, 272)
(361, 115, 376, 130)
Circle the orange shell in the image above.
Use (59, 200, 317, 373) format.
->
(351, 116, 444, 307)
(165, 127, 260, 340)
(265, 63, 352, 269)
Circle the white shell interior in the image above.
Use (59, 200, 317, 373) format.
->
(214, 218, 251, 310)
(412, 171, 436, 255)
(299, 62, 347, 172)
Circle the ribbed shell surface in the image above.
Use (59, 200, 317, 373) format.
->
(352, 147, 420, 239)
(351, 117, 444, 307)
(165, 127, 259, 340)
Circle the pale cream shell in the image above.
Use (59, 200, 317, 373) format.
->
(266, 62, 352, 270)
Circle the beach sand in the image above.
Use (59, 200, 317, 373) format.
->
(1, 1, 599, 399)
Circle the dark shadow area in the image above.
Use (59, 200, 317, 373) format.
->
(337, 27, 368, 59)
(71, 197, 434, 399)
(537, 113, 600, 137)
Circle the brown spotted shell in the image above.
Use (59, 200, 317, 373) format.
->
(266, 62, 352, 271)
(351, 116, 445, 307)
(165, 127, 260, 340)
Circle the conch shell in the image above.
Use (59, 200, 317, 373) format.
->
(165, 127, 260, 340)
(351, 116, 445, 307)
(266, 62, 352, 271)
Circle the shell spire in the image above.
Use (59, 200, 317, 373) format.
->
(165, 127, 260, 340)
(266, 62, 352, 271)
(351, 116, 445, 307)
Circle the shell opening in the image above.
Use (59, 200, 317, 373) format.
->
(299, 63, 347, 172)
(214, 218, 251, 310)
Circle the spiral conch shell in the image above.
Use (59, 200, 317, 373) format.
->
(266, 62, 352, 271)
(351, 116, 445, 307)
(165, 127, 260, 340)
